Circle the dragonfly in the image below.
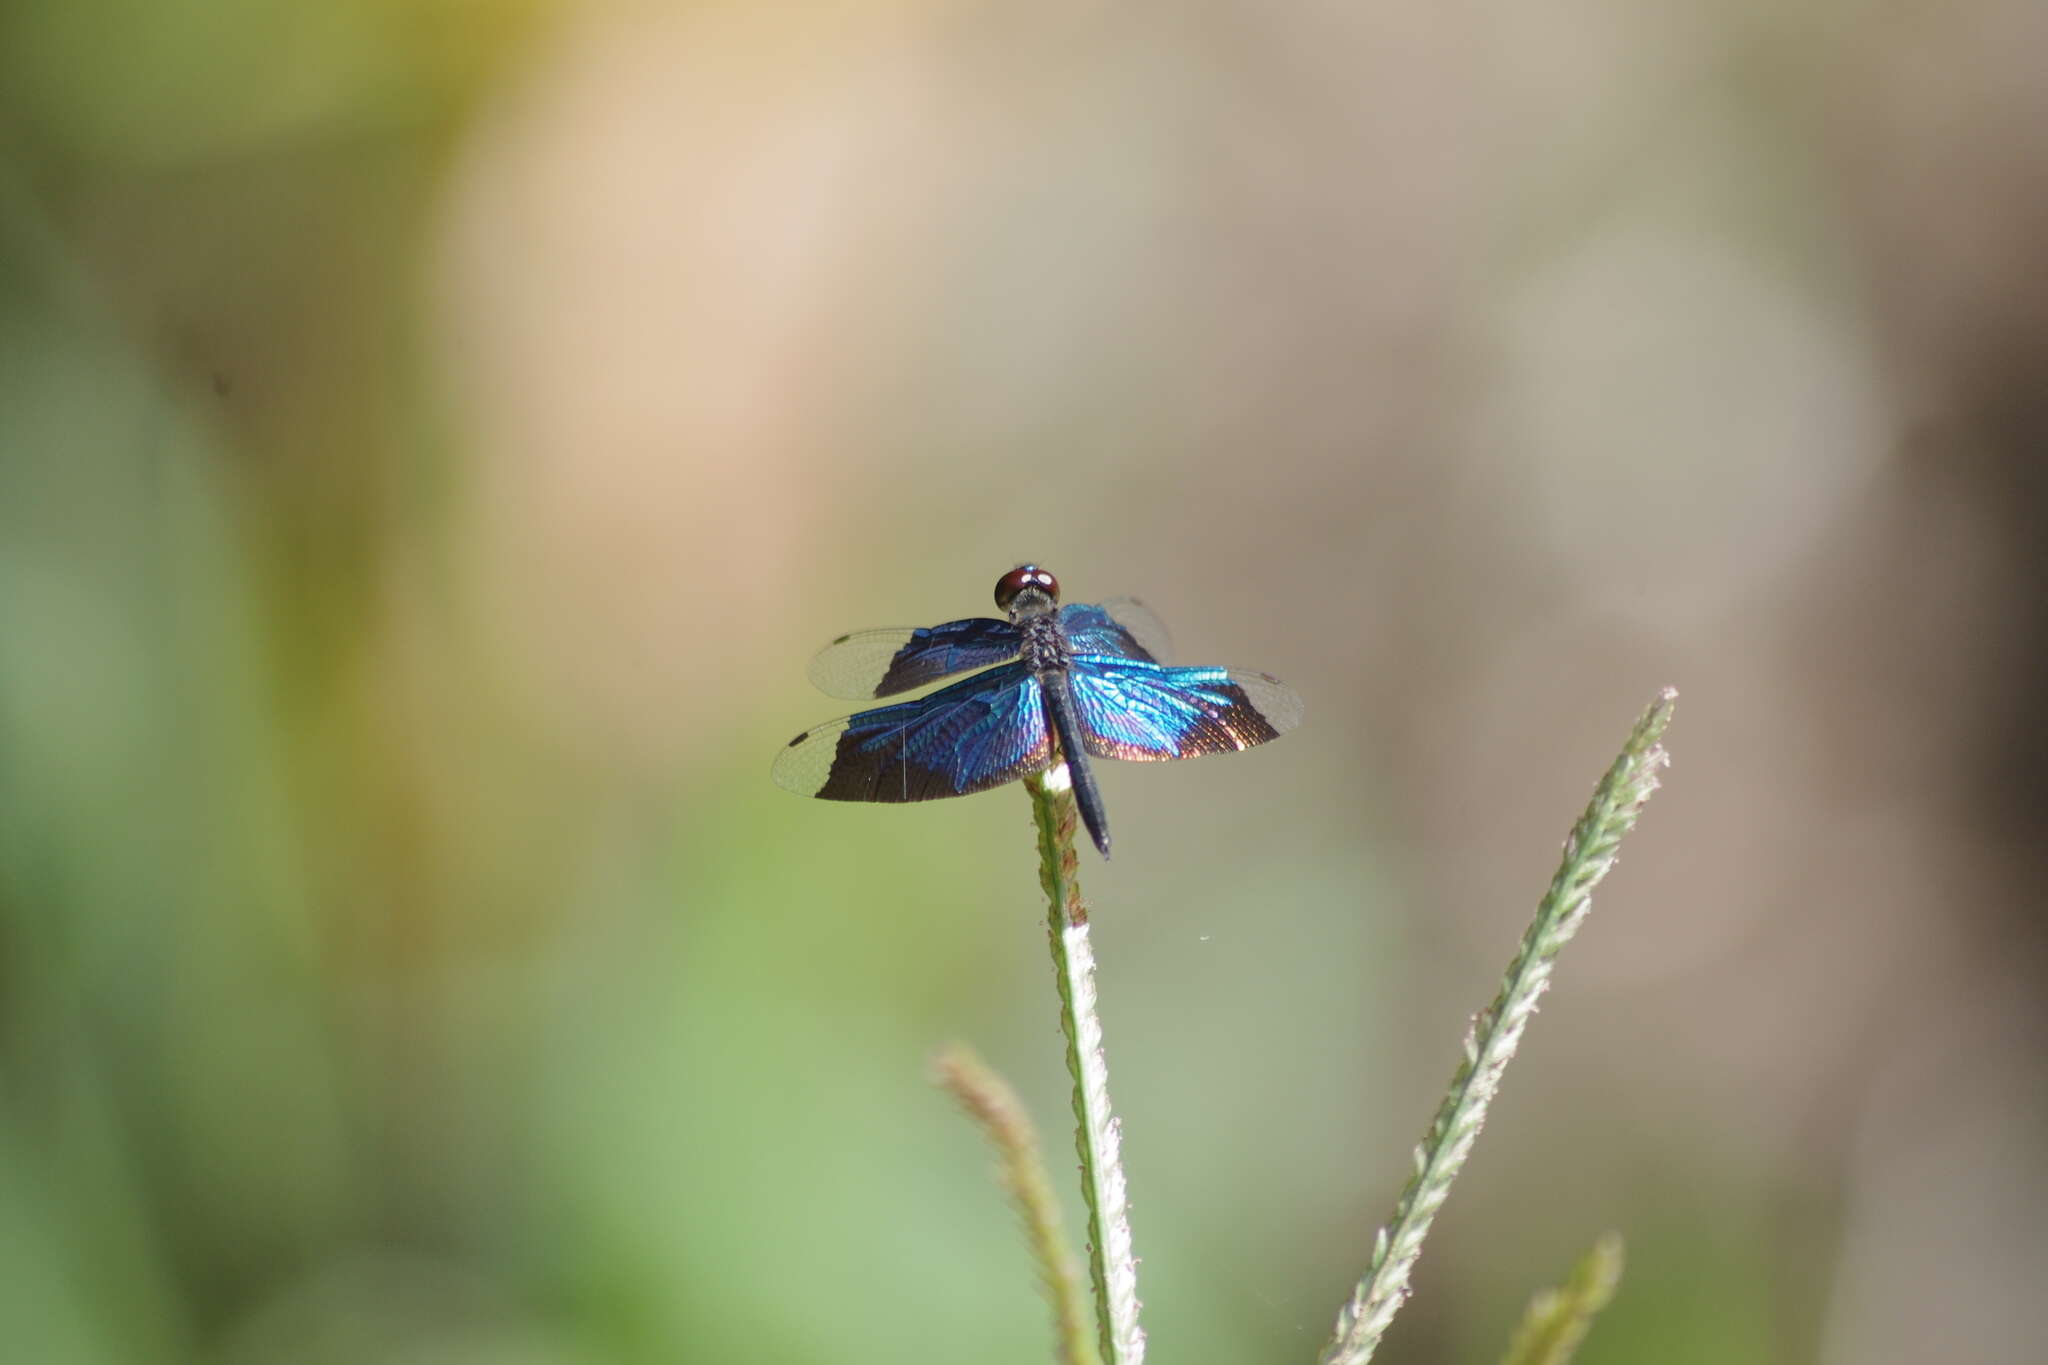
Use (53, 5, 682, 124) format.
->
(773, 565, 1302, 858)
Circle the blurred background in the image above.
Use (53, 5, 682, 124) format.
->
(2, 0, 2044, 1361)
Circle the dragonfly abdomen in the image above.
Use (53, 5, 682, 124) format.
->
(1035, 668, 1112, 859)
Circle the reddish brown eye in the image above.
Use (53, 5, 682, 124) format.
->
(994, 564, 1060, 611)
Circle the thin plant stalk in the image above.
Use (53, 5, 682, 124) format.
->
(1024, 765, 1145, 1365)
(933, 1043, 1102, 1365)
(1499, 1232, 1625, 1365)
(1320, 688, 1677, 1365)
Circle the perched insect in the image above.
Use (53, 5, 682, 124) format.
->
(773, 565, 1302, 857)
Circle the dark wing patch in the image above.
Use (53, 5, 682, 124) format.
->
(1065, 659, 1303, 761)
(773, 663, 1050, 801)
(806, 617, 1023, 699)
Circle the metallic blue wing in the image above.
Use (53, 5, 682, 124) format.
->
(1100, 596, 1172, 661)
(773, 662, 1049, 802)
(806, 617, 1023, 699)
(1065, 659, 1303, 761)
(1059, 599, 1170, 662)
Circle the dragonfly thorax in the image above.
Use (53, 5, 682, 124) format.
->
(1020, 613, 1071, 676)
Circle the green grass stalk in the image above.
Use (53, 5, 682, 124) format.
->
(933, 1043, 1102, 1365)
(1024, 765, 1145, 1365)
(1499, 1232, 1625, 1365)
(1319, 688, 1676, 1365)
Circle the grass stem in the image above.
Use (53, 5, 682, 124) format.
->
(1319, 688, 1676, 1365)
(933, 1043, 1102, 1365)
(1025, 765, 1145, 1365)
(1499, 1232, 1625, 1365)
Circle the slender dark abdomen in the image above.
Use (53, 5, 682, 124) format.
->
(1038, 669, 1112, 858)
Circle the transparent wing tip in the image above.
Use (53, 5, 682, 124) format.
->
(1232, 670, 1304, 735)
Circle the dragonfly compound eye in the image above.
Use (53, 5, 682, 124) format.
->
(994, 564, 1060, 611)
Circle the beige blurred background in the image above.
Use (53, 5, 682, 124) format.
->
(2, 1, 2044, 1361)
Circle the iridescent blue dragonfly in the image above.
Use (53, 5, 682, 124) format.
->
(773, 565, 1302, 857)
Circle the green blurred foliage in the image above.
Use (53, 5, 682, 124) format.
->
(3, 1, 2044, 1362)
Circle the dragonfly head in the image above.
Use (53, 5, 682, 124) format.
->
(994, 564, 1060, 620)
